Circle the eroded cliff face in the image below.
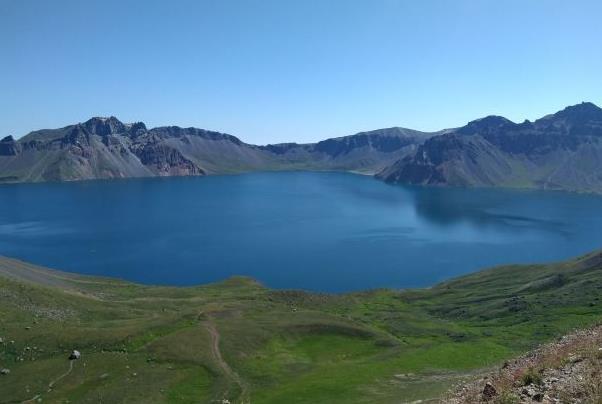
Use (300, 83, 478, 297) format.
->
(0, 136, 20, 156)
(132, 142, 204, 176)
(0, 118, 195, 182)
(377, 102, 602, 193)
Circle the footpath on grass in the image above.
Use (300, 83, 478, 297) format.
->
(203, 320, 250, 404)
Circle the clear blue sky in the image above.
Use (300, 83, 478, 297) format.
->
(1, 0, 601, 144)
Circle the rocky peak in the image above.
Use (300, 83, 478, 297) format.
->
(0, 135, 20, 156)
(82, 116, 127, 136)
(543, 102, 602, 123)
(456, 115, 515, 136)
(125, 122, 148, 137)
(535, 102, 602, 135)
(562, 101, 601, 114)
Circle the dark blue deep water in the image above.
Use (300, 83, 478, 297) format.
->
(1, 171, 602, 292)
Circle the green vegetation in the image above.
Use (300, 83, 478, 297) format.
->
(1, 251, 602, 403)
(521, 367, 543, 387)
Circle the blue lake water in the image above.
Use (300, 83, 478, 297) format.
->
(0, 171, 601, 292)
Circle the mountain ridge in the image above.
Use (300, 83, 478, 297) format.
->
(3, 102, 602, 193)
(0, 117, 437, 182)
(377, 101, 602, 193)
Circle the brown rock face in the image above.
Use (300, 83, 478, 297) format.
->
(134, 143, 204, 176)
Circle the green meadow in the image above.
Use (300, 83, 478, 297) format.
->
(1, 251, 601, 403)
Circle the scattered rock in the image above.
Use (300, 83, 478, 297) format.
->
(522, 386, 537, 397)
(0, 368, 10, 375)
(532, 392, 544, 402)
(446, 324, 602, 403)
(69, 350, 81, 360)
(482, 382, 497, 400)
(394, 373, 415, 379)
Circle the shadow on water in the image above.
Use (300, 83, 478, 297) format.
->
(400, 184, 575, 238)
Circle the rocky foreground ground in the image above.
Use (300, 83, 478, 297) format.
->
(446, 324, 602, 403)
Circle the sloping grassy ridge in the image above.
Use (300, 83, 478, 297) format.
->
(0, 251, 601, 403)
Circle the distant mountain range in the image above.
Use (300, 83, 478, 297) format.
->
(0, 117, 436, 182)
(2, 102, 602, 193)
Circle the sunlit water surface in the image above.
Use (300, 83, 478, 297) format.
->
(1, 171, 601, 292)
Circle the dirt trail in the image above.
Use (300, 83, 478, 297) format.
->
(48, 360, 74, 390)
(203, 321, 250, 403)
(21, 360, 75, 404)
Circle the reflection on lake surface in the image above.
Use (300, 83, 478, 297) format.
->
(0, 171, 601, 292)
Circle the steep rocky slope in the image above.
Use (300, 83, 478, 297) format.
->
(378, 102, 602, 193)
(0, 118, 433, 183)
(447, 325, 602, 403)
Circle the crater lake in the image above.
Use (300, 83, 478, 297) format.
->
(1, 171, 601, 292)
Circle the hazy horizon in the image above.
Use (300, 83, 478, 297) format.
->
(2, 0, 601, 144)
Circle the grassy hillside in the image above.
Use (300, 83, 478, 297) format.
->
(1, 252, 601, 403)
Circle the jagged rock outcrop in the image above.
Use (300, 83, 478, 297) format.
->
(133, 142, 204, 176)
